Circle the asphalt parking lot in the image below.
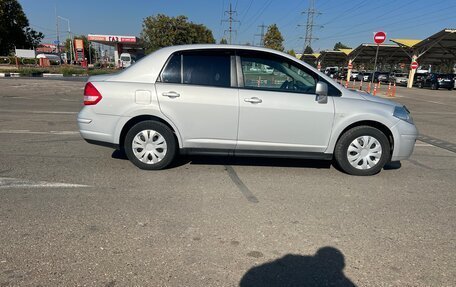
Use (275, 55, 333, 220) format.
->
(0, 78, 455, 286)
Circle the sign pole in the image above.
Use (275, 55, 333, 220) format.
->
(371, 31, 386, 85)
(408, 57, 418, 89)
(371, 44, 379, 85)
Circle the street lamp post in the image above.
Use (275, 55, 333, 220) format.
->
(58, 16, 73, 64)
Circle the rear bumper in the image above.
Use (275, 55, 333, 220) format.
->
(77, 107, 122, 145)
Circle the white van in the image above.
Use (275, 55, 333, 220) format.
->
(120, 53, 136, 68)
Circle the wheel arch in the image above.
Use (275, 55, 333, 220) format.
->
(331, 120, 394, 156)
(119, 115, 182, 150)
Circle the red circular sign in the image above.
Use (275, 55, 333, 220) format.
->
(348, 63, 353, 69)
(374, 31, 386, 44)
(411, 61, 419, 70)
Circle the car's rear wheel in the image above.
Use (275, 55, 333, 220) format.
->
(124, 120, 176, 170)
(334, 126, 390, 176)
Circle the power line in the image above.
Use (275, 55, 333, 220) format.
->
(221, 2, 240, 44)
(239, 0, 254, 24)
(254, 23, 267, 46)
(319, 3, 456, 41)
(299, 0, 322, 52)
(241, 0, 273, 33)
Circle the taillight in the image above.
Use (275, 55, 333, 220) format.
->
(83, 82, 102, 105)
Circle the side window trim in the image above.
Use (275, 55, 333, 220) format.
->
(180, 54, 183, 84)
(235, 55, 244, 88)
(230, 55, 238, 88)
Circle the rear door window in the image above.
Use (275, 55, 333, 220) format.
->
(182, 51, 231, 87)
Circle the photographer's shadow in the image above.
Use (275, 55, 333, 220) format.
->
(240, 247, 356, 287)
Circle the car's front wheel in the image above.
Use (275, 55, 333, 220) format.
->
(334, 126, 391, 176)
(124, 120, 176, 170)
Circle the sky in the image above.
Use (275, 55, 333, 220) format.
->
(19, 0, 456, 52)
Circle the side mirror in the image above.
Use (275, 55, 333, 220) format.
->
(315, 81, 328, 104)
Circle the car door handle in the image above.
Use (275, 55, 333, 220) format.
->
(244, 97, 262, 104)
(162, 91, 180, 98)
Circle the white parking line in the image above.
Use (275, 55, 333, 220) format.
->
(0, 177, 89, 189)
(395, 95, 456, 107)
(0, 130, 79, 135)
(0, 109, 78, 114)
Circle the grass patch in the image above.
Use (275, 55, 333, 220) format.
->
(0, 65, 119, 77)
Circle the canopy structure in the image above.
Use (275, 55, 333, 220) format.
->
(391, 28, 456, 87)
(87, 34, 143, 67)
(390, 39, 421, 48)
(348, 43, 410, 66)
(318, 50, 348, 67)
(409, 28, 456, 64)
(300, 53, 320, 66)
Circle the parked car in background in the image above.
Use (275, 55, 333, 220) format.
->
(415, 73, 454, 90)
(350, 71, 359, 80)
(324, 66, 339, 78)
(362, 72, 372, 82)
(78, 44, 418, 176)
(390, 73, 409, 86)
(373, 72, 390, 83)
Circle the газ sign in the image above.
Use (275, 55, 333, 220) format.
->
(88, 34, 137, 43)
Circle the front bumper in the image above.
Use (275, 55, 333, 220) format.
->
(390, 120, 418, 161)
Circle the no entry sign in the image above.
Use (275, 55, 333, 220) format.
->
(374, 31, 386, 44)
(411, 61, 419, 70)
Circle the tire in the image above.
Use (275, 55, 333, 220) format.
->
(124, 120, 177, 170)
(334, 126, 391, 176)
(418, 82, 424, 88)
(431, 83, 438, 90)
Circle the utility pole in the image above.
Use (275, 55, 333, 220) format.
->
(221, 3, 239, 44)
(58, 16, 73, 64)
(255, 23, 267, 46)
(299, 0, 322, 53)
(55, 6, 60, 55)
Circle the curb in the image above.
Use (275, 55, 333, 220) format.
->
(0, 73, 89, 78)
(43, 73, 64, 77)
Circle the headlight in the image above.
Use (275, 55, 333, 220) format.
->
(393, 106, 414, 124)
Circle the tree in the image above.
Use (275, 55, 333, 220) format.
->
(0, 0, 44, 55)
(263, 24, 284, 52)
(141, 14, 215, 53)
(303, 46, 313, 54)
(287, 49, 296, 57)
(220, 38, 228, 44)
(334, 42, 351, 50)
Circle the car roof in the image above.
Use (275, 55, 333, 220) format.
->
(109, 44, 335, 84)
